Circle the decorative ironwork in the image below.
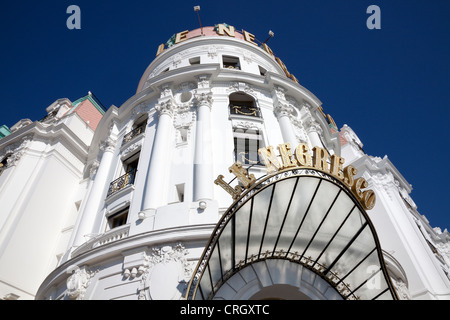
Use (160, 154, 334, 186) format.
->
(107, 169, 136, 197)
(122, 123, 146, 145)
(186, 168, 399, 300)
(230, 104, 260, 117)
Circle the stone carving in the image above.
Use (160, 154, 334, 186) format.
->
(124, 243, 193, 300)
(155, 99, 175, 118)
(65, 266, 97, 300)
(391, 278, 411, 300)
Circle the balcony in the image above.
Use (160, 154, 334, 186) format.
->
(122, 123, 146, 146)
(71, 224, 130, 257)
(107, 169, 136, 197)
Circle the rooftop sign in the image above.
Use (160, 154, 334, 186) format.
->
(155, 23, 299, 84)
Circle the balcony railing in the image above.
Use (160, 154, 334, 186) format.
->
(107, 169, 136, 197)
(122, 123, 146, 145)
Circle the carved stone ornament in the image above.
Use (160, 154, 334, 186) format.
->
(274, 102, 294, 119)
(0, 134, 33, 168)
(391, 278, 411, 300)
(194, 91, 213, 108)
(100, 137, 116, 153)
(155, 99, 175, 117)
(124, 243, 194, 300)
(65, 266, 98, 300)
(89, 160, 100, 178)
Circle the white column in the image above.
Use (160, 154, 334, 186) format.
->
(275, 103, 298, 148)
(306, 122, 324, 149)
(72, 137, 116, 247)
(193, 90, 213, 201)
(141, 99, 175, 210)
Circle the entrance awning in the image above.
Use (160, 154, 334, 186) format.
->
(186, 168, 398, 300)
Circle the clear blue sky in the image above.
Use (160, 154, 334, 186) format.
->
(1, 1, 449, 230)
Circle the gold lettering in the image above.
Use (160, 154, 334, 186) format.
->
(290, 73, 299, 84)
(258, 146, 282, 174)
(330, 155, 345, 179)
(327, 114, 337, 128)
(214, 175, 242, 200)
(312, 146, 329, 172)
(217, 24, 235, 37)
(228, 161, 256, 188)
(278, 143, 297, 168)
(175, 30, 189, 44)
(352, 177, 368, 199)
(362, 190, 376, 210)
(263, 43, 275, 59)
(243, 30, 257, 45)
(294, 143, 312, 166)
(276, 57, 291, 77)
(317, 106, 327, 118)
(156, 44, 165, 56)
(343, 165, 357, 188)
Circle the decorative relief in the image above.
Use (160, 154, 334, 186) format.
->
(155, 99, 175, 118)
(390, 278, 411, 300)
(227, 81, 254, 95)
(274, 102, 294, 119)
(121, 140, 142, 159)
(196, 75, 210, 89)
(89, 160, 100, 178)
(65, 266, 98, 300)
(100, 137, 116, 153)
(122, 243, 194, 300)
(0, 134, 33, 168)
(194, 91, 213, 108)
(207, 46, 218, 58)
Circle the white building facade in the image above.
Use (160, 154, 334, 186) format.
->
(1, 24, 449, 300)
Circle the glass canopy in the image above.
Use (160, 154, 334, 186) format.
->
(186, 168, 398, 300)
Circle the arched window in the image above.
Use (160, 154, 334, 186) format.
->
(229, 92, 261, 118)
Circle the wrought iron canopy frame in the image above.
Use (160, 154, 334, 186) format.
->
(186, 168, 399, 300)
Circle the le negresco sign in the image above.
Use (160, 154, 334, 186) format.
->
(215, 143, 376, 211)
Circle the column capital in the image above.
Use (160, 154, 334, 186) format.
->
(194, 91, 213, 109)
(155, 99, 176, 118)
(100, 137, 116, 153)
(274, 102, 294, 119)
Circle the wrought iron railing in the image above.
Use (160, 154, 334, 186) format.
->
(122, 123, 146, 145)
(107, 169, 136, 197)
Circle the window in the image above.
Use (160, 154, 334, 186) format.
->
(233, 128, 264, 165)
(122, 115, 147, 145)
(229, 92, 261, 118)
(108, 208, 129, 229)
(189, 57, 200, 65)
(222, 55, 240, 70)
(107, 154, 139, 197)
(259, 66, 267, 76)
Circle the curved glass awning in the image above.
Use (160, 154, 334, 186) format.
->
(186, 168, 398, 300)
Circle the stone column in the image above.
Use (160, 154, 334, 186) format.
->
(193, 89, 214, 202)
(302, 107, 324, 149)
(141, 98, 175, 211)
(274, 102, 298, 148)
(72, 137, 116, 247)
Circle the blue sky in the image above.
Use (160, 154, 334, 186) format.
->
(1, 1, 449, 230)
